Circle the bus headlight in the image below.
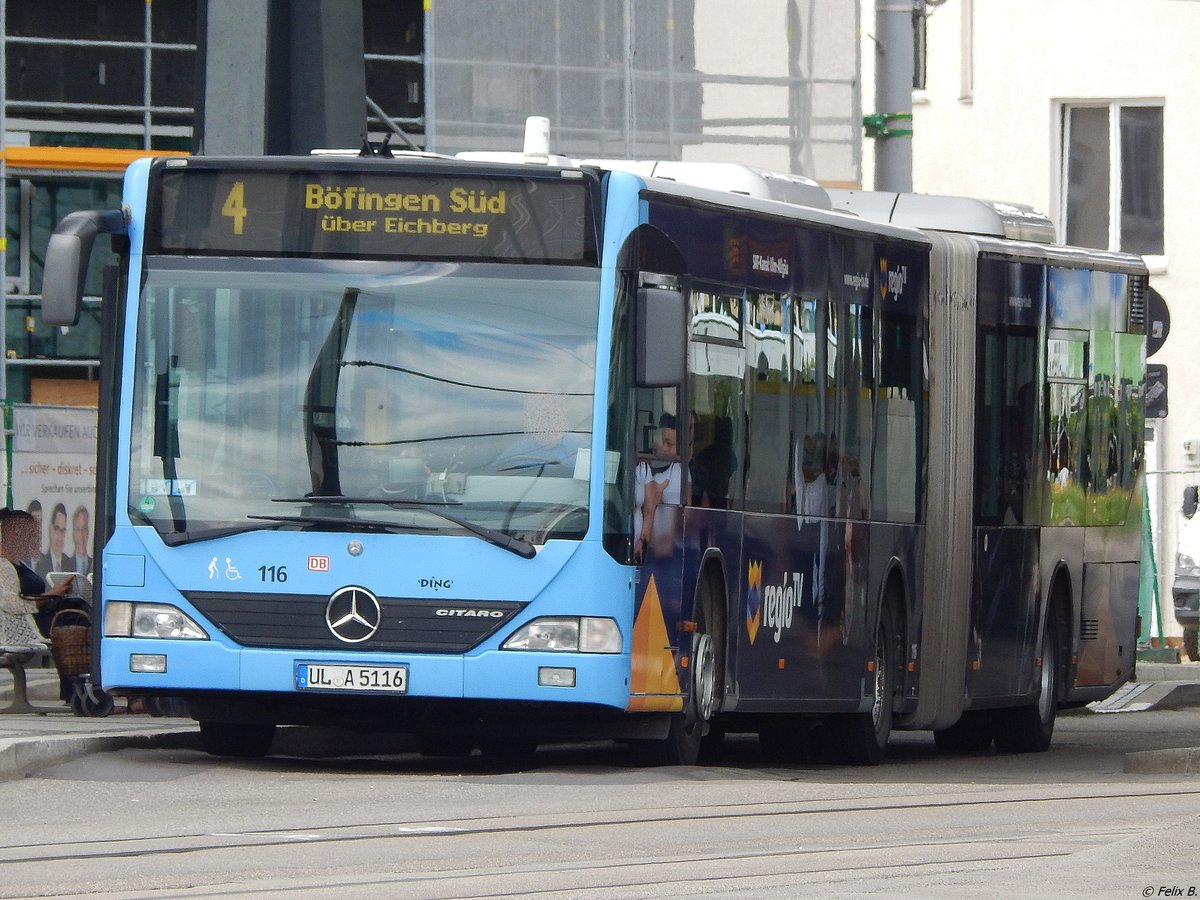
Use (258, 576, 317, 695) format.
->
(502, 617, 621, 653)
(104, 602, 209, 640)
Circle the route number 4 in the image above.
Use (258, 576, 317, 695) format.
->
(222, 181, 247, 235)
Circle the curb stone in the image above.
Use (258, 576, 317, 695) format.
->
(0, 729, 200, 782)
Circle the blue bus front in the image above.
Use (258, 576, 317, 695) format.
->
(95, 157, 653, 743)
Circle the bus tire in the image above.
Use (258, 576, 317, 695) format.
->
(933, 710, 994, 753)
(994, 606, 1061, 754)
(825, 602, 898, 766)
(199, 721, 276, 758)
(635, 577, 725, 766)
(1185, 627, 1198, 663)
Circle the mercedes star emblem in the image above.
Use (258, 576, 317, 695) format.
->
(325, 586, 382, 643)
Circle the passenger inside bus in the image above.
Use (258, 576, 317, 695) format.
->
(796, 432, 830, 518)
(634, 413, 681, 562)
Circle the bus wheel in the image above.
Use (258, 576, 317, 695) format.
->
(199, 721, 277, 758)
(994, 608, 1060, 753)
(826, 603, 897, 766)
(933, 710, 994, 753)
(635, 585, 724, 766)
(1185, 627, 1198, 662)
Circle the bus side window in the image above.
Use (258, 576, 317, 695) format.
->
(692, 414, 736, 509)
(744, 292, 789, 512)
(635, 388, 678, 459)
(1045, 334, 1087, 526)
(633, 387, 681, 563)
(688, 288, 744, 510)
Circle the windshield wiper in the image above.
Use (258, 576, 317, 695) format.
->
(272, 495, 463, 507)
(246, 513, 437, 534)
(157, 520, 294, 547)
(156, 514, 436, 547)
(273, 495, 536, 559)
(130, 508, 289, 547)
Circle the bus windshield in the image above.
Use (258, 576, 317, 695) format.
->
(128, 258, 600, 549)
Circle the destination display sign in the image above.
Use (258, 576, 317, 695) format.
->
(147, 163, 597, 264)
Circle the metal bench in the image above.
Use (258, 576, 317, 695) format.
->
(0, 608, 57, 714)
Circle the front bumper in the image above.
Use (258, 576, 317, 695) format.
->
(100, 636, 633, 711)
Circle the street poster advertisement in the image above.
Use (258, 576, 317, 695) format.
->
(8, 404, 98, 584)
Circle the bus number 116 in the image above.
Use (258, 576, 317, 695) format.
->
(259, 565, 287, 583)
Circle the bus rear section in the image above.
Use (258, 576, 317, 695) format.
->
(914, 227, 1147, 753)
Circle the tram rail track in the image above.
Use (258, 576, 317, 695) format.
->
(0, 785, 1192, 868)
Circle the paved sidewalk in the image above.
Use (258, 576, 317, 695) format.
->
(1, 661, 1198, 782)
(1129, 659, 1200, 682)
(0, 670, 197, 780)
(1091, 659, 1200, 713)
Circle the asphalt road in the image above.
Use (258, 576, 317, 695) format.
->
(0, 706, 1197, 898)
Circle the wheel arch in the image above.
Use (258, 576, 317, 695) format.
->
(879, 558, 910, 710)
(689, 546, 729, 708)
(692, 547, 729, 609)
(1042, 559, 1073, 696)
(879, 559, 909, 635)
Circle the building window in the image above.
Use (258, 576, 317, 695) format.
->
(4, 0, 197, 147)
(363, 0, 425, 143)
(1060, 102, 1164, 258)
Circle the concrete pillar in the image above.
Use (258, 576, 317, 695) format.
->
(195, 0, 366, 156)
(873, 0, 915, 192)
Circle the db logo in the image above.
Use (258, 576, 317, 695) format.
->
(308, 555, 330, 572)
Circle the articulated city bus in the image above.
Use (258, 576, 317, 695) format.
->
(42, 142, 1147, 764)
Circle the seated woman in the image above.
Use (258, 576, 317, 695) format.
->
(0, 509, 86, 701)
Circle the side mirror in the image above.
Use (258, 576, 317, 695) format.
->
(41, 209, 126, 326)
(635, 284, 685, 388)
(1184, 485, 1198, 520)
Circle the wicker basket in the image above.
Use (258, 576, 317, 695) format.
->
(49, 608, 91, 677)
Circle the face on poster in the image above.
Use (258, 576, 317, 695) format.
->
(9, 406, 97, 568)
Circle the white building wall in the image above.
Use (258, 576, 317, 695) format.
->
(908, 0, 1200, 642)
(689, 0, 861, 182)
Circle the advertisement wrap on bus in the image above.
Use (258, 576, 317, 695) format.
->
(41, 142, 1147, 766)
